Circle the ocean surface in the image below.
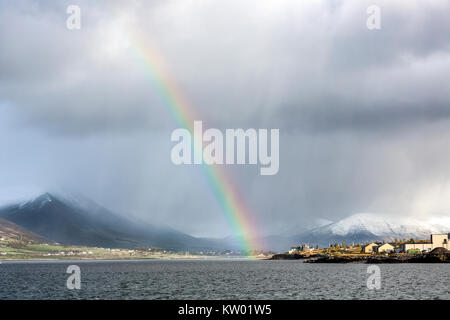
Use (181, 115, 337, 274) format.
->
(0, 259, 448, 300)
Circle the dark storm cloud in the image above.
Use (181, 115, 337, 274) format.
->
(1, 0, 450, 238)
(2, 0, 450, 134)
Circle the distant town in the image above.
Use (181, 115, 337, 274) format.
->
(0, 239, 272, 260)
(288, 233, 449, 255)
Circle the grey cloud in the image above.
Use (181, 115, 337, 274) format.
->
(1, 0, 450, 238)
(2, 0, 450, 134)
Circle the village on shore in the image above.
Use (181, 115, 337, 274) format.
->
(272, 233, 450, 263)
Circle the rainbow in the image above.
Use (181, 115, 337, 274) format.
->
(131, 37, 261, 254)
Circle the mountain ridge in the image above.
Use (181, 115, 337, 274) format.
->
(3, 193, 450, 252)
(0, 217, 48, 243)
(0, 193, 219, 250)
(292, 213, 450, 247)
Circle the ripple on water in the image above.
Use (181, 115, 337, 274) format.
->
(0, 260, 448, 300)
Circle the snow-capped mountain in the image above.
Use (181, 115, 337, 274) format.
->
(277, 218, 334, 236)
(0, 192, 221, 250)
(293, 213, 450, 247)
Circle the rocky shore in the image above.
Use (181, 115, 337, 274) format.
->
(270, 253, 309, 260)
(304, 248, 449, 264)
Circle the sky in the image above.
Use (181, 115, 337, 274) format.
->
(1, 0, 450, 238)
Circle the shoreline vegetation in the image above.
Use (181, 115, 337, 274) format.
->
(270, 248, 449, 263)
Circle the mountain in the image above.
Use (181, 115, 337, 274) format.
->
(0, 218, 48, 243)
(276, 218, 334, 237)
(0, 193, 217, 250)
(292, 213, 450, 247)
(8, 193, 448, 253)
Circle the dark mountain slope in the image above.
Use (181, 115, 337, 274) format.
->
(0, 193, 215, 250)
(0, 217, 48, 243)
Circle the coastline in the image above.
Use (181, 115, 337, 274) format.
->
(0, 253, 271, 262)
(0, 257, 265, 263)
(269, 253, 449, 263)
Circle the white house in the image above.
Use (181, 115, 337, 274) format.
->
(401, 234, 449, 253)
(374, 243, 395, 253)
(431, 234, 449, 250)
(362, 242, 379, 253)
(289, 244, 311, 254)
